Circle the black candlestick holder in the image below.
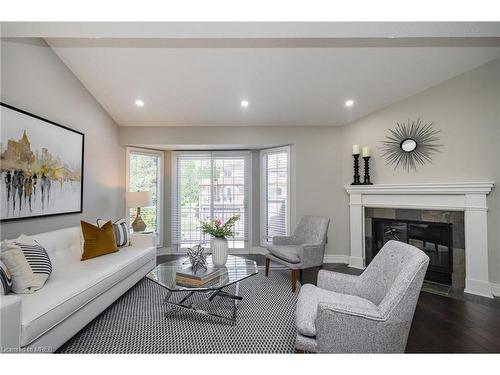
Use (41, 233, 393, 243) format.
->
(351, 154, 361, 185)
(363, 156, 373, 185)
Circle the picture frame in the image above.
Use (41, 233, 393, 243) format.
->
(0, 102, 85, 222)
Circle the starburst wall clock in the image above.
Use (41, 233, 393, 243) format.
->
(381, 119, 442, 172)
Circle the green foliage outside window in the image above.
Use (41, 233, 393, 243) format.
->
(129, 153, 158, 233)
(179, 160, 218, 207)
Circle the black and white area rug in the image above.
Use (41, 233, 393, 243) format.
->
(57, 268, 299, 353)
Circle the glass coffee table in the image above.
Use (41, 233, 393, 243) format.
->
(147, 255, 258, 325)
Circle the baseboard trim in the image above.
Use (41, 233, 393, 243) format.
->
(348, 256, 365, 270)
(490, 282, 500, 297)
(323, 254, 349, 264)
(465, 278, 494, 299)
(157, 246, 267, 256)
(254, 248, 350, 264)
(250, 247, 267, 255)
(156, 247, 171, 256)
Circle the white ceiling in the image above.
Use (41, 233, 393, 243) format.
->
(5, 22, 500, 39)
(10, 22, 500, 127)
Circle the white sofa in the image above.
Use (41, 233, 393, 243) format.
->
(0, 226, 157, 353)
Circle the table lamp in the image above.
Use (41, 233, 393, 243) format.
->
(126, 191, 153, 232)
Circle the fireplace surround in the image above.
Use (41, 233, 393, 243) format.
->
(367, 211, 462, 287)
(344, 182, 494, 298)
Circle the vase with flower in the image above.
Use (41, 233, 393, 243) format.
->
(201, 215, 240, 266)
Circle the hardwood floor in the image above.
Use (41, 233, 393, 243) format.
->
(157, 253, 500, 353)
(406, 292, 500, 353)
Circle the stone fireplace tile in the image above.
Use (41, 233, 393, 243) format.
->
(450, 211, 465, 225)
(453, 248, 465, 290)
(365, 207, 374, 218)
(365, 218, 373, 238)
(371, 208, 396, 219)
(395, 209, 421, 221)
(453, 225, 465, 250)
(421, 210, 452, 223)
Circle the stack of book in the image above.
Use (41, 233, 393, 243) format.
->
(175, 267, 220, 287)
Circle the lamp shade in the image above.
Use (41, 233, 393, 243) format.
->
(126, 191, 153, 208)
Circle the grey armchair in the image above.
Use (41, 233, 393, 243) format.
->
(294, 240, 429, 353)
(265, 215, 330, 292)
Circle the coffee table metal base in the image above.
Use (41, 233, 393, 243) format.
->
(163, 282, 242, 325)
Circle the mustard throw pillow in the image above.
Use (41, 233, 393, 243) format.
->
(80, 220, 118, 261)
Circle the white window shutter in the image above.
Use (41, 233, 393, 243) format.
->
(261, 147, 290, 244)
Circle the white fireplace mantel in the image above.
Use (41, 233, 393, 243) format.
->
(344, 182, 494, 298)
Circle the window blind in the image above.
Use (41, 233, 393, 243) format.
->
(172, 151, 250, 251)
(262, 148, 289, 243)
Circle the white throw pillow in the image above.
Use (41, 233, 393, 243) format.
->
(0, 235, 52, 294)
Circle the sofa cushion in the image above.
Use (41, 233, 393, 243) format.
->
(33, 227, 83, 268)
(267, 244, 301, 263)
(80, 221, 118, 261)
(295, 284, 378, 337)
(19, 244, 155, 347)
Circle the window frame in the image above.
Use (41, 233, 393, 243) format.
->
(260, 145, 292, 247)
(171, 150, 252, 252)
(126, 147, 164, 247)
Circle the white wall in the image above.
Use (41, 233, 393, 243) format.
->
(1, 38, 125, 239)
(340, 58, 500, 283)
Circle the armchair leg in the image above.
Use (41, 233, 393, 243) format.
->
(291, 269, 298, 292)
(265, 257, 270, 276)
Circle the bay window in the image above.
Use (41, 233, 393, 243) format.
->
(172, 151, 250, 251)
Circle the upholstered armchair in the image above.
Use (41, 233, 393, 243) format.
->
(265, 215, 330, 292)
(294, 240, 429, 353)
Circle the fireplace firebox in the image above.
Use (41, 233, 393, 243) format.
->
(370, 218, 453, 285)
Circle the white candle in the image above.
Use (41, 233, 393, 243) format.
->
(352, 144, 360, 155)
(362, 146, 371, 157)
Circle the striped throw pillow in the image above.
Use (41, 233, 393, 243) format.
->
(14, 241, 52, 276)
(0, 260, 13, 295)
(97, 218, 130, 247)
(1, 234, 52, 293)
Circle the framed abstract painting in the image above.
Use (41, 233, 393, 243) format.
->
(0, 103, 84, 222)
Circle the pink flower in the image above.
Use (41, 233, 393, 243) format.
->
(215, 217, 222, 226)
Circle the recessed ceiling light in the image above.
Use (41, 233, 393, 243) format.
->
(345, 99, 354, 107)
(240, 100, 249, 108)
(135, 99, 144, 107)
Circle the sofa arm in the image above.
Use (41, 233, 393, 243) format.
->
(129, 233, 156, 248)
(0, 294, 21, 353)
(317, 269, 361, 294)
